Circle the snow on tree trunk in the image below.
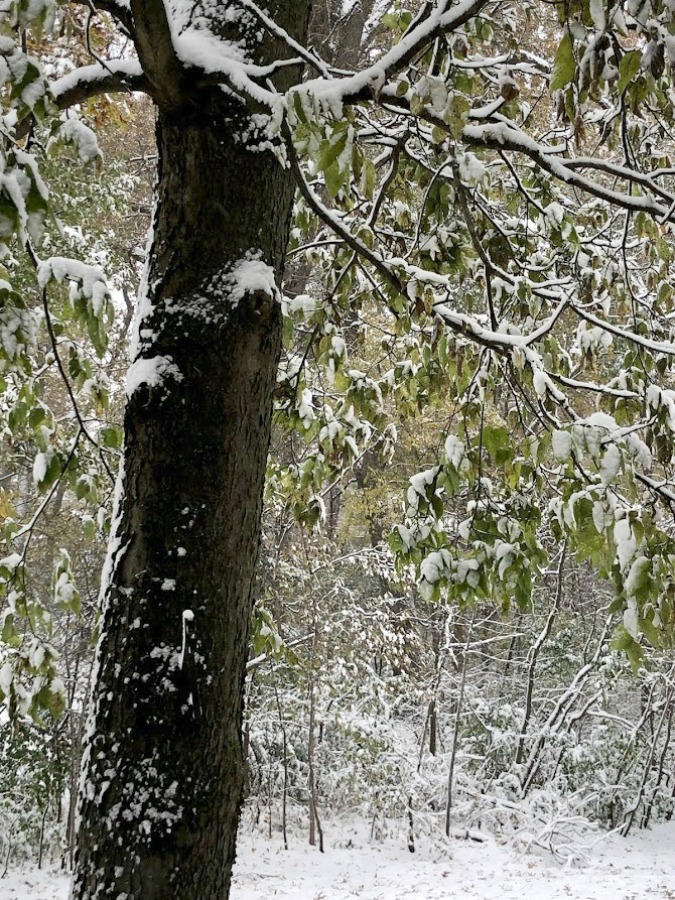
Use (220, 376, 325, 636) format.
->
(71, 5, 311, 897)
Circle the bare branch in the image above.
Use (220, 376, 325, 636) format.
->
(67, 0, 135, 37)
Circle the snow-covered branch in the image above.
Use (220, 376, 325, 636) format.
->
(50, 59, 149, 110)
(463, 121, 670, 220)
(298, 0, 492, 104)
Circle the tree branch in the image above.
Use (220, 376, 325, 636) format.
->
(67, 0, 135, 38)
(297, 0, 491, 105)
(463, 121, 669, 220)
(233, 0, 332, 78)
(51, 60, 149, 109)
(13, 61, 149, 139)
(129, 0, 184, 107)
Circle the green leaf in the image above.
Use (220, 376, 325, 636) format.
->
(444, 94, 471, 141)
(100, 425, 122, 450)
(292, 91, 308, 125)
(611, 623, 634, 652)
(550, 30, 575, 92)
(482, 425, 511, 465)
(359, 157, 376, 199)
(641, 615, 661, 648)
(1, 613, 18, 646)
(388, 529, 404, 553)
(618, 50, 642, 95)
(317, 127, 349, 174)
(28, 407, 45, 429)
(324, 161, 344, 199)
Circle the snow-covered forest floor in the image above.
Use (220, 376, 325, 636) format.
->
(4, 818, 675, 899)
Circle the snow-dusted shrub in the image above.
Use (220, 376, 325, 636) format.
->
(0, 720, 68, 866)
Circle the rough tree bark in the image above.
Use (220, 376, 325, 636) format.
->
(310, 0, 377, 68)
(72, 3, 311, 898)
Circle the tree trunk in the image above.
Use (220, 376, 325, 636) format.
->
(72, 5, 311, 898)
(311, 0, 377, 68)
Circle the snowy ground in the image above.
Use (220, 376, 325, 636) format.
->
(4, 820, 675, 899)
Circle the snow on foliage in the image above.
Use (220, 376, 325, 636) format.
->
(37, 256, 108, 313)
(57, 117, 102, 165)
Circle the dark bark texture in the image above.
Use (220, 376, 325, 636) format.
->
(310, 0, 377, 68)
(72, 3, 311, 898)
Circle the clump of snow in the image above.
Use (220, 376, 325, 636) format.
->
(32, 450, 49, 485)
(624, 555, 649, 600)
(532, 369, 550, 396)
(545, 201, 565, 226)
(600, 444, 621, 486)
(297, 388, 314, 428)
(0, 660, 12, 695)
(552, 430, 572, 461)
(288, 294, 317, 317)
(0, 552, 22, 572)
(444, 433, 464, 469)
(458, 152, 487, 184)
(227, 258, 278, 307)
(179, 608, 194, 670)
(125, 355, 182, 398)
(624, 599, 639, 639)
(407, 467, 439, 508)
(420, 549, 452, 597)
(578, 321, 613, 354)
(57, 117, 102, 164)
(614, 517, 637, 571)
(37, 256, 108, 315)
(171, 26, 278, 110)
(174, 28, 247, 71)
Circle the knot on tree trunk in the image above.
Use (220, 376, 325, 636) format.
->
(242, 288, 277, 323)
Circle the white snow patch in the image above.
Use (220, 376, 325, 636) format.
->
(624, 601, 639, 639)
(228, 258, 278, 307)
(58, 117, 101, 164)
(552, 430, 572, 461)
(444, 433, 464, 469)
(125, 356, 182, 398)
(32, 451, 49, 485)
(51, 59, 143, 101)
(174, 28, 247, 72)
(600, 444, 621, 486)
(37, 256, 108, 314)
(614, 518, 637, 571)
(458, 152, 487, 184)
(15, 819, 675, 900)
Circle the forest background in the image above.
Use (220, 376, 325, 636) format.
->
(1, 0, 675, 889)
